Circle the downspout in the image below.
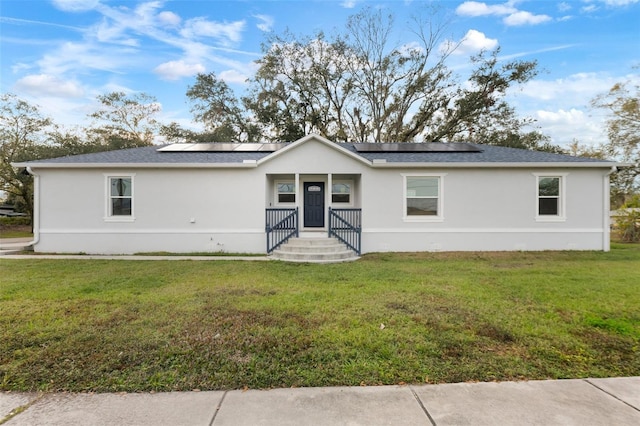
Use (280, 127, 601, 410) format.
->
(26, 166, 40, 249)
(604, 166, 617, 252)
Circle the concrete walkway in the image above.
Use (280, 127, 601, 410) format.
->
(0, 238, 33, 255)
(0, 238, 32, 245)
(2, 377, 639, 425)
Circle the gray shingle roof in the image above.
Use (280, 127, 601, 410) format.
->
(343, 143, 611, 164)
(18, 141, 615, 167)
(23, 145, 274, 164)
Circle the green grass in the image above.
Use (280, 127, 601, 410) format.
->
(134, 251, 265, 257)
(1, 245, 639, 392)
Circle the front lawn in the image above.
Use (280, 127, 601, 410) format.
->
(0, 225, 32, 239)
(1, 245, 639, 392)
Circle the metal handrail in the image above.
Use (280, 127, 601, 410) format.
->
(266, 208, 298, 253)
(329, 207, 362, 255)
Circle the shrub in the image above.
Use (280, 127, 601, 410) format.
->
(615, 195, 640, 243)
(0, 217, 31, 227)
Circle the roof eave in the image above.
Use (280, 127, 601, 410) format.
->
(11, 162, 259, 169)
(13, 160, 624, 170)
(369, 161, 621, 168)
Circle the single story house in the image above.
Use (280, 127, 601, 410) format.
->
(15, 134, 619, 256)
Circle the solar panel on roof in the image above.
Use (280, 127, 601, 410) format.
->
(156, 143, 192, 152)
(353, 143, 482, 153)
(232, 144, 263, 152)
(157, 143, 288, 152)
(193, 143, 237, 152)
(234, 143, 287, 152)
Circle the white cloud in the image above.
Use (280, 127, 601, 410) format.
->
(575, 0, 639, 12)
(533, 108, 605, 146)
(509, 72, 639, 146)
(85, 3, 176, 47)
(341, 1, 357, 8)
(498, 44, 576, 62)
(457, 1, 552, 26)
(11, 63, 32, 73)
(93, 19, 140, 46)
(13, 1, 260, 92)
(87, 2, 170, 46)
(0, 16, 84, 32)
(519, 72, 615, 101)
(459, 29, 498, 53)
(51, 0, 100, 12)
(254, 14, 274, 32)
(580, 0, 640, 13)
(180, 18, 245, 45)
(440, 29, 498, 56)
(157, 11, 181, 27)
(154, 60, 205, 80)
(456, 1, 517, 16)
(96, 82, 135, 95)
(219, 69, 249, 84)
(504, 11, 552, 26)
(558, 2, 572, 12)
(599, 0, 639, 5)
(19, 95, 97, 129)
(536, 108, 586, 124)
(37, 41, 136, 75)
(14, 74, 84, 98)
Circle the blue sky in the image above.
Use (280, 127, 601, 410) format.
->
(1, 0, 638, 148)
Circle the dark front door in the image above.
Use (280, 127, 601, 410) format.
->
(304, 182, 325, 227)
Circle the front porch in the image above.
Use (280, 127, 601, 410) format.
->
(266, 173, 361, 227)
(265, 173, 362, 260)
(265, 207, 362, 260)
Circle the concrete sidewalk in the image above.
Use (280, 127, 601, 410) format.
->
(2, 377, 639, 426)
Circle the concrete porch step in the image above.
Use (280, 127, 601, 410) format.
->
(278, 238, 346, 252)
(286, 237, 341, 245)
(271, 250, 359, 263)
(271, 237, 359, 263)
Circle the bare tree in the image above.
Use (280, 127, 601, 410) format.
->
(592, 74, 640, 201)
(87, 92, 160, 149)
(0, 94, 52, 222)
(184, 7, 549, 148)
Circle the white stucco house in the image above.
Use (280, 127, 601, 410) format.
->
(15, 134, 619, 256)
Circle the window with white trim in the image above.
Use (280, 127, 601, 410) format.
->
(403, 175, 443, 220)
(535, 174, 566, 221)
(106, 175, 134, 220)
(276, 181, 295, 204)
(331, 181, 352, 204)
